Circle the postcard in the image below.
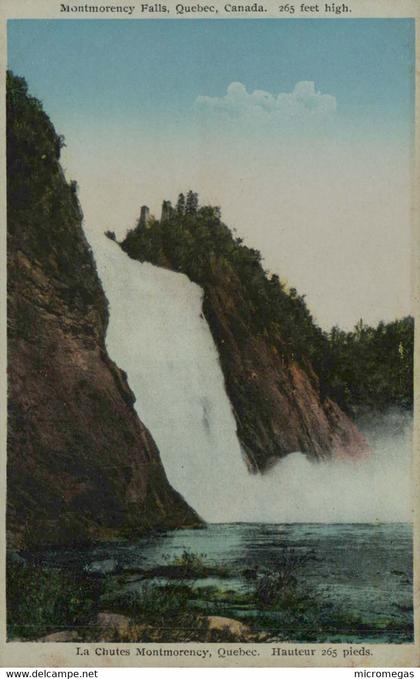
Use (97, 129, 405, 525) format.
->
(0, 0, 419, 668)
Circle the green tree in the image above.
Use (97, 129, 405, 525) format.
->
(185, 190, 199, 215)
(176, 193, 186, 215)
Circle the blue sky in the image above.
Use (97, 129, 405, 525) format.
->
(8, 19, 414, 129)
(7, 19, 415, 329)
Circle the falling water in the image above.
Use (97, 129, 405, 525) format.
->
(89, 234, 412, 524)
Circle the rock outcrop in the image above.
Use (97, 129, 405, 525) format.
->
(6, 73, 200, 549)
(121, 199, 368, 471)
(199, 262, 368, 470)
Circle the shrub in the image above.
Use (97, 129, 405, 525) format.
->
(167, 549, 207, 571)
(254, 548, 315, 608)
(161, 550, 230, 578)
(101, 581, 208, 641)
(105, 581, 191, 621)
(7, 561, 102, 639)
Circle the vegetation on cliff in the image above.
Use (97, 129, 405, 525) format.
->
(121, 193, 412, 467)
(123, 193, 328, 380)
(326, 316, 413, 416)
(7, 72, 200, 549)
(7, 72, 106, 321)
(122, 194, 413, 416)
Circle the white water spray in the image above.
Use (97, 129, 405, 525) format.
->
(90, 234, 412, 524)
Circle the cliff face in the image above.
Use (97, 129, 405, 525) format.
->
(7, 73, 200, 549)
(121, 200, 368, 472)
(201, 260, 368, 470)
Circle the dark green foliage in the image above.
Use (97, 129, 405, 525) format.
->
(122, 191, 326, 357)
(104, 582, 192, 623)
(101, 581, 209, 641)
(254, 548, 315, 608)
(7, 71, 106, 320)
(250, 548, 326, 639)
(122, 191, 413, 415)
(7, 72, 63, 213)
(125, 550, 231, 579)
(176, 192, 186, 214)
(325, 316, 414, 415)
(7, 550, 412, 643)
(157, 550, 230, 578)
(185, 190, 199, 215)
(7, 561, 102, 639)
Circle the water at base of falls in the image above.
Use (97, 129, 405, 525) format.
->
(26, 523, 414, 643)
(90, 234, 412, 524)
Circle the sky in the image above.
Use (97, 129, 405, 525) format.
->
(8, 18, 415, 329)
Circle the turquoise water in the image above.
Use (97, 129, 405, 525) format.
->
(29, 522, 413, 643)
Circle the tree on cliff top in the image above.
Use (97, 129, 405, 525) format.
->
(121, 189, 414, 417)
(176, 193, 186, 215)
(185, 191, 199, 215)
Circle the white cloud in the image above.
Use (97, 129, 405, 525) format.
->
(195, 81, 336, 124)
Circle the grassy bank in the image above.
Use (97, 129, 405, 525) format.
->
(7, 549, 413, 643)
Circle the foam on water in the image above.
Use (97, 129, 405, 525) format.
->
(89, 234, 412, 524)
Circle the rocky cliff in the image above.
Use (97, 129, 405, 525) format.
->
(7, 74, 200, 549)
(121, 197, 368, 471)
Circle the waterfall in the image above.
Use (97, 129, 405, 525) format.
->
(89, 233, 412, 524)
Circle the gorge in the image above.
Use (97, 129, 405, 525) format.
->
(6, 73, 413, 551)
(94, 230, 411, 524)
